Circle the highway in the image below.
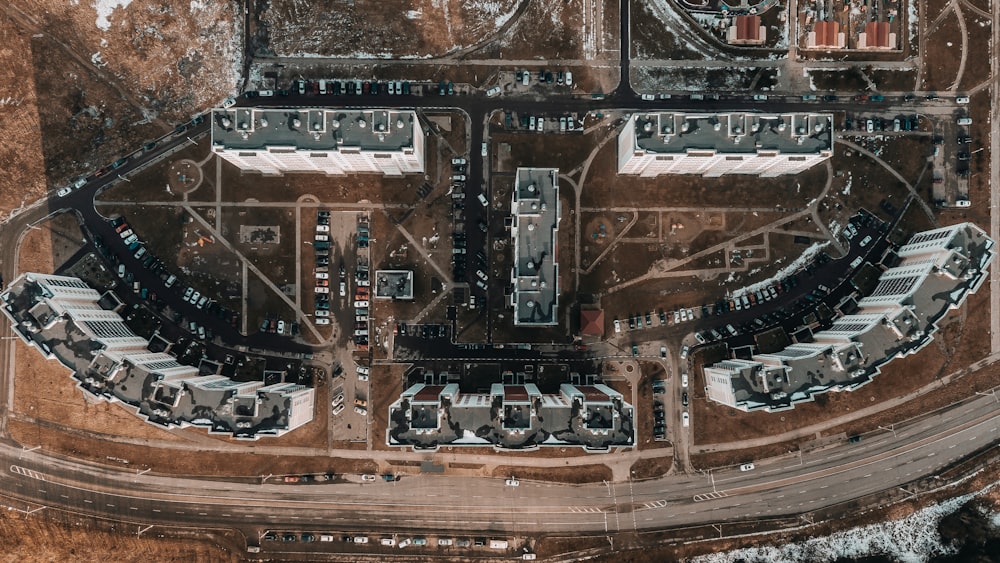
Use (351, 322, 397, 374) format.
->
(0, 391, 997, 545)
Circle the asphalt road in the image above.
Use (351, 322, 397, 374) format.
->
(0, 391, 997, 544)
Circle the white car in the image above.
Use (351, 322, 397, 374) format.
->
(398, 538, 412, 548)
(189, 291, 201, 304)
(381, 538, 396, 547)
(354, 300, 369, 308)
(119, 228, 133, 239)
(859, 235, 873, 247)
(681, 373, 689, 388)
(565, 71, 572, 85)
(486, 86, 501, 97)
(680, 309, 688, 322)
(316, 224, 329, 233)
(452, 157, 467, 165)
(476, 270, 488, 282)
(222, 97, 236, 108)
(316, 272, 329, 280)
(505, 478, 519, 487)
(536, 118, 544, 132)
(332, 403, 345, 415)
(682, 412, 690, 427)
(56, 186, 73, 197)
(315, 310, 329, 317)
(316, 318, 330, 325)
(277, 320, 285, 334)
(680, 345, 689, 360)
(673, 311, 680, 324)
(641, 93, 655, 101)
(183, 287, 194, 300)
(332, 393, 344, 406)
(614, 319, 621, 333)
(740, 463, 755, 472)
(355, 405, 368, 416)
(481, 142, 488, 156)
(361, 474, 377, 482)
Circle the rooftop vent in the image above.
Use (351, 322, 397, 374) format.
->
(238, 121, 247, 130)
(313, 122, 321, 131)
(397, 119, 404, 129)
(681, 122, 690, 133)
(643, 121, 654, 133)
(221, 117, 232, 128)
(713, 122, 722, 131)
(331, 119, 341, 129)
(358, 118, 367, 128)
(259, 117, 268, 127)
(777, 122, 787, 131)
(291, 118, 301, 128)
(814, 123, 825, 133)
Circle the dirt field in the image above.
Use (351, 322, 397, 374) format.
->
(0, 16, 47, 216)
(0, 510, 239, 563)
(490, 463, 612, 484)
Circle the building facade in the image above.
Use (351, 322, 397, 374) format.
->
(211, 107, 425, 176)
(1, 273, 314, 439)
(704, 223, 993, 412)
(387, 382, 634, 450)
(618, 112, 833, 177)
(510, 168, 561, 326)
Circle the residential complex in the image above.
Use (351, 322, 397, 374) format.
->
(386, 382, 634, 450)
(510, 168, 561, 326)
(1, 273, 314, 439)
(704, 223, 994, 412)
(617, 112, 834, 177)
(211, 107, 425, 176)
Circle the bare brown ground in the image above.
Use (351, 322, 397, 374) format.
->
(629, 456, 673, 480)
(0, 511, 239, 563)
(0, 16, 47, 216)
(490, 463, 612, 484)
(921, 11, 963, 91)
(8, 419, 378, 477)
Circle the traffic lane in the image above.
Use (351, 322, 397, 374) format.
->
(663, 415, 1000, 526)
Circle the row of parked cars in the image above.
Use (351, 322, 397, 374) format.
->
(314, 211, 335, 326)
(109, 216, 239, 340)
(613, 307, 696, 334)
(248, 79, 414, 98)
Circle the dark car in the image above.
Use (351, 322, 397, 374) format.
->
(848, 435, 863, 444)
(958, 152, 971, 161)
(681, 392, 689, 407)
(958, 136, 972, 144)
(282, 534, 297, 542)
(301, 533, 315, 542)
(111, 158, 128, 169)
(370, 81, 379, 95)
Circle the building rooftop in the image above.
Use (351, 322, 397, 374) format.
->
(387, 382, 634, 450)
(629, 112, 833, 157)
(511, 168, 561, 326)
(374, 270, 414, 300)
(212, 108, 418, 153)
(1, 273, 314, 439)
(705, 223, 993, 412)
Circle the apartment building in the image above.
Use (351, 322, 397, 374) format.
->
(618, 112, 833, 177)
(704, 223, 993, 412)
(211, 107, 424, 176)
(510, 168, 561, 326)
(1, 273, 314, 439)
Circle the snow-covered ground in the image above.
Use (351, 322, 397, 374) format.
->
(94, 0, 133, 31)
(693, 482, 1000, 563)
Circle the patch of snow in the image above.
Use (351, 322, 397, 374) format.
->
(733, 241, 829, 297)
(692, 489, 995, 563)
(842, 173, 852, 196)
(91, 52, 105, 67)
(94, 0, 134, 32)
(189, 0, 208, 11)
(405, 10, 422, 19)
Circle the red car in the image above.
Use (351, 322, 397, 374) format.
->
(362, 81, 370, 94)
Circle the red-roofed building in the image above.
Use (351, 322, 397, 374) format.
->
(858, 22, 895, 50)
(807, 21, 846, 49)
(727, 15, 765, 46)
(579, 309, 605, 337)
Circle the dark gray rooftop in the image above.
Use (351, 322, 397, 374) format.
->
(629, 112, 834, 155)
(387, 382, 634, 450)
(1, 273, 314, 440)
(511, 168, 561, 326)
(705, 223, 994, 412)
(212, 107, 418, 152)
